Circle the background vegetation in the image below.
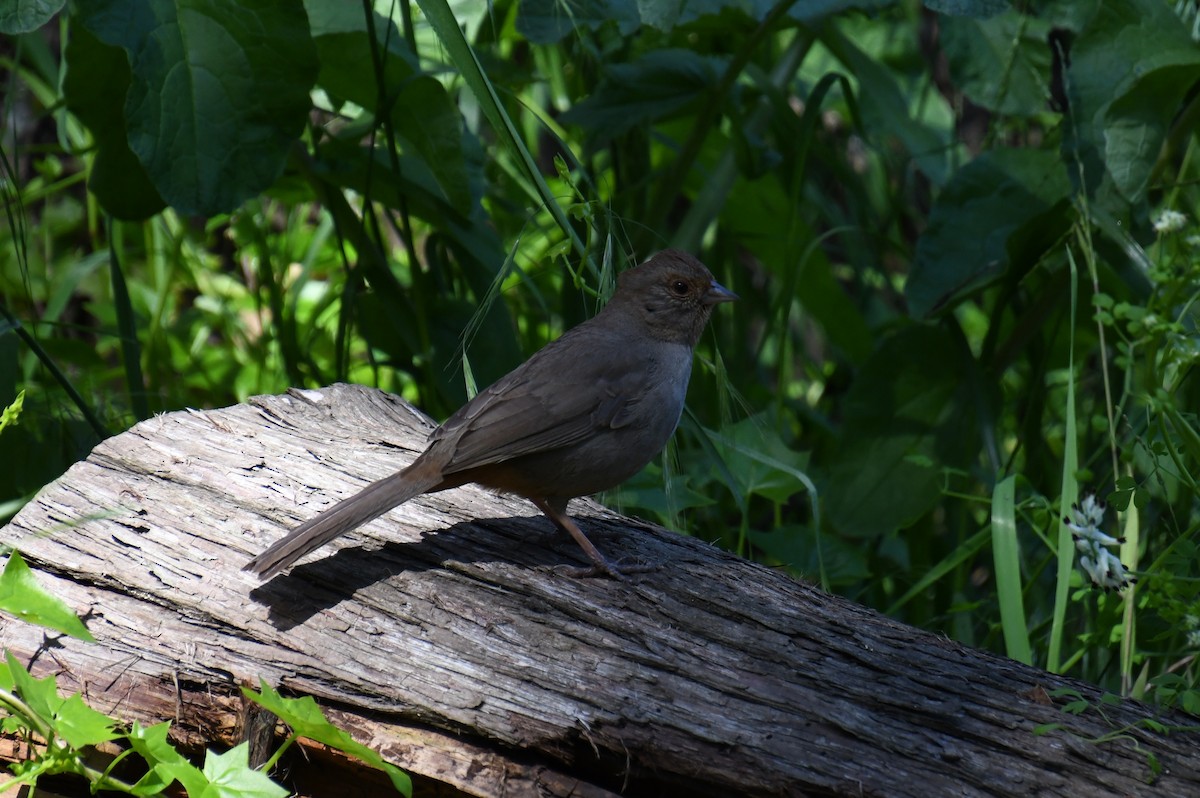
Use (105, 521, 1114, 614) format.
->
(2, 0, 1200, 786)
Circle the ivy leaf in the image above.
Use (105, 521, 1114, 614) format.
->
(4, 653, 118, 749)
(245, 681, 412, 796)
(0, 551, 94, 642)
(127, 721, 209, 797)
(199, 743, 288, 798)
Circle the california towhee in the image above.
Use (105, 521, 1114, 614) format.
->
(244, 250, 735, 579)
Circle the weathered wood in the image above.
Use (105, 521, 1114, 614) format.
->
(1, 383, 1197, 796)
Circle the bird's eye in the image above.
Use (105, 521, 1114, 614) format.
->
(670, 280, 689, 296)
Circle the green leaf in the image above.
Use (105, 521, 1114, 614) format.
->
(609, 461, 716, 518)
(940, 12, 1052, 116)
(1065, 0, 1200, 208)
(0, 0, 64, 34)
(707, 413, 813, 504)
(5, 651, 60, 719)
(391, 77, 474, 215)
(199, 743, 288, 798)
(822, 324, 983, 538)
(52, 693, 121, 749)
(907, 148, 1071, 318)
(5, 653, 118, 748)
(128, 721, 209, 797)
(308, 6, 474, 214)
(75, 0, 319, 216)
(0, 550, 94, 641)
(309, 27, 410, 113)
(416, 0, 585, 258)
(822, 23, 952, 186)
(885, 527, 991, 615)
(62, 25, 165, 220)
(748, 524, 870, 585)
(516, 0, 645, 44)
(721, 176, 872, 363)
(245, 681, 412, 796)
(515, 0, 892, 43)
(925, 0, 1009, 16)
(990, 474, 1032, 665)
(560, 50, 726, 142)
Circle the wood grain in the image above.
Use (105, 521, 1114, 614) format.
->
(1, 384, 1197, 796)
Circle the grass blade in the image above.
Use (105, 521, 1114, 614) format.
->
(991, 474, 1031, 665)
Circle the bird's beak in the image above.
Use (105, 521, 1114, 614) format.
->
(704, 280, 738, 306)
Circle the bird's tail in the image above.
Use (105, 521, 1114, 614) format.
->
(243, 460, 444, 579)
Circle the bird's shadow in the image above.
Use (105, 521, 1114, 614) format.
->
(246, 514, 629, 630)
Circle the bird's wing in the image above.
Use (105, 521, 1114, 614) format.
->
(430, 324, 651, 474)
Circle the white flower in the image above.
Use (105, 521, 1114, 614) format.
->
(1153, 209, 1188, 234)
(1066, 490, 1134, 591)
(1064, 492, 1112, 538)
(1079, 548, 1135, 592)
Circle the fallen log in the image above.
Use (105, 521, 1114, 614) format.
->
(1, 383, 1197, 796)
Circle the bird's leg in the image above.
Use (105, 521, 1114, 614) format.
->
(529, 498, 655, 580)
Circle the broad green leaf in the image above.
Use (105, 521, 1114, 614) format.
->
(0, 550, 94, 641)
(925, 0, 1008, 16)
(610, 462, 716, 518)
(822, 324, 984, 538)
(707, 414, 812, 504)
(940, 12, 1053, 116)
(199, 743, 288, 798)
(560, 50, 726, 142)
(391, 77, 474, 214)
(1065, 0, 1200, 208)
(907, 148, 1071, 318)
(62, 26, 165, 220)
(516, 0, 645, 43)
(0, 0, 64, 34)
(75, 0, 319, 216)
(245, 681, 412, 796)
(748, 524, 870, 584)
(516, 0, 894, 43)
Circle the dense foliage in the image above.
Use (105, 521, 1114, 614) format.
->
(2, 1, 1199, 786)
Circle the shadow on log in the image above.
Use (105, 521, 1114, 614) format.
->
(1, 383, 1198, 796)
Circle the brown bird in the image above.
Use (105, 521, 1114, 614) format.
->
(243, 250, 736, 580)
